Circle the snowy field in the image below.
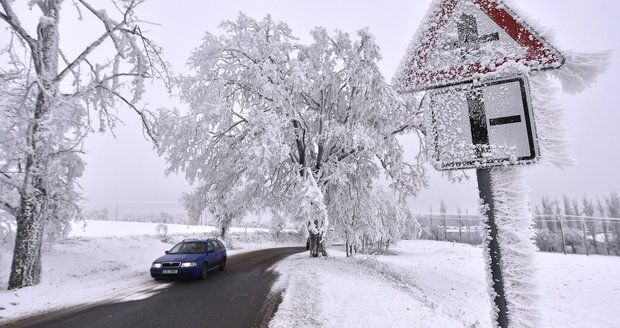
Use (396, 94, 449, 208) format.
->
(270, 240, 620, 328)
(0, 220, 302, 323)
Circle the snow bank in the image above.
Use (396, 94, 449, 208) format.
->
(270, 240, 620, 328)
(0, 236, 174, 322)
(270, 251, 463, 327)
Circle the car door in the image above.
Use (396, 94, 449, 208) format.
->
(211, 241, 223, 265)
(217, 240, 226, 260)
(206, 241, 218, 267)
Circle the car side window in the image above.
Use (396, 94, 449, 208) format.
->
(217, 240, 225, 250)
(207, 242, 214, 252)
(211, 241, 220, 250)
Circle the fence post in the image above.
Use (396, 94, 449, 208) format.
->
(582, 220, 589, 256)
(558, 214, 567, 255)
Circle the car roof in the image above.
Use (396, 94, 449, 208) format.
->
(180, 238, 221, 243)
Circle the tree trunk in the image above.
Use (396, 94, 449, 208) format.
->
(308, 230, 327, 257)
(602, 222, 611, 255)
(9, 9, 59, 289)
(586, 220, 598, 254)
(345, 229, 350, 257)
(9, 192, 47, 289)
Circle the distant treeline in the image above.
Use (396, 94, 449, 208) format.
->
(532, 193, 619, 256)
(418, 193, 620, 256)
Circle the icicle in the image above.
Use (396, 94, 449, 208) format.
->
(529, 75, 574, 168)
(551, 50, 611, 95)
(488, 167, 541, 328)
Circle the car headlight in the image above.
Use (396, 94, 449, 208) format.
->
(151, 262, 162, 269)
(181, 262, 197, 267)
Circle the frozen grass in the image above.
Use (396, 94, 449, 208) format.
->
(270, 240, 620, 328)
(0, 220, 302, 323)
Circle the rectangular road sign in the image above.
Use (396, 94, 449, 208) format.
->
(428, 75, 538, 170)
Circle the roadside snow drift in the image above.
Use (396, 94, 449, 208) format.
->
(270, 240, 620, 328)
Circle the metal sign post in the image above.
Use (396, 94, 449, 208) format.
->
(393, 1, 566, 327)
(477, 168, 509, 328)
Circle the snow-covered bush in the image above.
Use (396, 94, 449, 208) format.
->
(270, 211, 287, 242)
(534, 229, 562, 253)
(156, 223, 169, 242)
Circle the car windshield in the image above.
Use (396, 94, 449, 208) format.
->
(168, 242, 205, 254)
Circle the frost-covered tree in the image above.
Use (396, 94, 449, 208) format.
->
(582, 195, 598, 254)
(439, 200, 447, 240)
(605, 193, 620, 255)
(157, 14, 426, 257)
(270, 210, 286, 242)
(329, 163, 412, 256)
(0, 0, 168, 289)
(596, 198, 613, 255)
(181, 174, 252, 239)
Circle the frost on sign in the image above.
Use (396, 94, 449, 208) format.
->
(428, 76, 537, 170)
(393, 0, 563, 91)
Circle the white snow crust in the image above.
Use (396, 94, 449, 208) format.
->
(270, 240, 620, 328)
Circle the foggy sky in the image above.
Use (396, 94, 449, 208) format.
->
(51, 0, 620, 213)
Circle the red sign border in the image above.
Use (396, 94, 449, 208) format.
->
(403, 0, 564, 91)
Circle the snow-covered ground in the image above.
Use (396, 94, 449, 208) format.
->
(270, 240, 620, 328)
(67, 219, 276, 238)
(0, 220, 302, 323)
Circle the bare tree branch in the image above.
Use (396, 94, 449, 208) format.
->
(96, 85, 158, 146)
(0, 0, 37, 49)
(55, 25, 122, 82)
(77, 0, 126, 58)
(0, 198, 17, 217)
(0, 172, 23, 195)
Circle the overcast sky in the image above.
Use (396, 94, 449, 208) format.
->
(61, 0, 619, 213)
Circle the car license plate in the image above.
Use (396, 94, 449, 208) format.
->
(162, 269, 178, 274)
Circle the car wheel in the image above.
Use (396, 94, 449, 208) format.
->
(201, 263, 209, 280)
(219, 258, 226, 271)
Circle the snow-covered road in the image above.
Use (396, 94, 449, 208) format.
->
(6, 247, 305, 328)
(0, 220, 302, 324)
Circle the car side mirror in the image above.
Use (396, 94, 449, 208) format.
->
(165, 250, 170, 254)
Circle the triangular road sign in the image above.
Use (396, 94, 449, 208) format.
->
(394, 0, 564, 91)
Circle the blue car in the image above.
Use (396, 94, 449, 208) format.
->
(150, 239, 227, 280)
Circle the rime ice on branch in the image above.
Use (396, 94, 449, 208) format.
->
(157, 14, 428, 257)
(0, 0, 170, 289)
